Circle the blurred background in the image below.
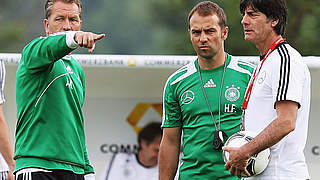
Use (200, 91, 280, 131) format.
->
(1, 0, 320, 55)
(1, 0, 320, 179)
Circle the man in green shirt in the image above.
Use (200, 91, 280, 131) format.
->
(14, 0, 104, 179)
(159, 1, 254, 179)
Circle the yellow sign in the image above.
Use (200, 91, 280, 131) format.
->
(127, 57, 137, 67)
(127, 103, 162, 133)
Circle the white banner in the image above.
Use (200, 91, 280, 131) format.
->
(1, 53, 320, 68)
(2, 54, 320, 179)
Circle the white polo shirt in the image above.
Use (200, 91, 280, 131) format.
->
(245, 42, 310, 180)
(0, 154, 9, 172)
(101, 153, 158, 180)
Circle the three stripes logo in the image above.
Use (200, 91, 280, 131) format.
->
(204, 79, 216, 88)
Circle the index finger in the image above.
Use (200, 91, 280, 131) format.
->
(94, 34, 105, 41)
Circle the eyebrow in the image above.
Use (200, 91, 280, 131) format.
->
(191, 27, 215, 31)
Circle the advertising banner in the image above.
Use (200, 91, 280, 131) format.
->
(1, 54, 319, 178)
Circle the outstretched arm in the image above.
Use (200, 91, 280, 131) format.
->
(21, 31, 105, 72)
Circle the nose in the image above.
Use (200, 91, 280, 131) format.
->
(241, 14, 248, 25)
(200, 31, 208, 42)
(63, 19, 72, 31)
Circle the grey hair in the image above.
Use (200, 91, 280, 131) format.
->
(45, 0, 82, 19)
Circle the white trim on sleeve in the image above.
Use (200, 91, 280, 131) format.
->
(66, 31, 81, 49)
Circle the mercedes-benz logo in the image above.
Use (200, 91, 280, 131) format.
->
(181, 90, 195, 104)
(258, 71, 266, 84)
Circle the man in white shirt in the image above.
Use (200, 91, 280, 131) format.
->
(0, 60, 14, 180)
(102, 122, 162, 180)
(223, 0, 310, 179)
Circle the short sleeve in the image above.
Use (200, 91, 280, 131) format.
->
(272, 46, 304, 108)
(162, 81, 182, 128)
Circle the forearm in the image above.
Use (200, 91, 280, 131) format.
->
(159, 139, 180, 180)
(0, 117, 14, 170)
(243, 118, 292, 157)
(243, 101, 297, 156)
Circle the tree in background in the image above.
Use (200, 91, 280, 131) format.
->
(145, 0, 320, 56)
(1, 0, 320, 55)
(286, 0, 320, 55)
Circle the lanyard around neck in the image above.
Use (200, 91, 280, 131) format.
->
(242, 36, 285, 110)
(198, 54, 228, 131)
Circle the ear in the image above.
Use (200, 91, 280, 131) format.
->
(140, 140, 147, 149)
(271, 19, 279, 28)
(43, 19, 50, 36)
(222, 26, 229, 40)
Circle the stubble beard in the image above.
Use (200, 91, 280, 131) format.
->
(198, 49, 214, 60)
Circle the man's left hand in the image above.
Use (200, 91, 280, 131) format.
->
(223, 146, 251, 178)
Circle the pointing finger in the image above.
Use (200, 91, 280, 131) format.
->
(94, 34, 105, 41)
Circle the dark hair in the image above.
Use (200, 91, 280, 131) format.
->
(240, 0, 287, 36)
(188, 1, 227, 29)
(138, 122, 162, 147)
(45, 0, 82, 19)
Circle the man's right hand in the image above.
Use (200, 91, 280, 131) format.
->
(74, 32, 105, 53)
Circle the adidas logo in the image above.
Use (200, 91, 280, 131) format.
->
(204, 79, 216, 88)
